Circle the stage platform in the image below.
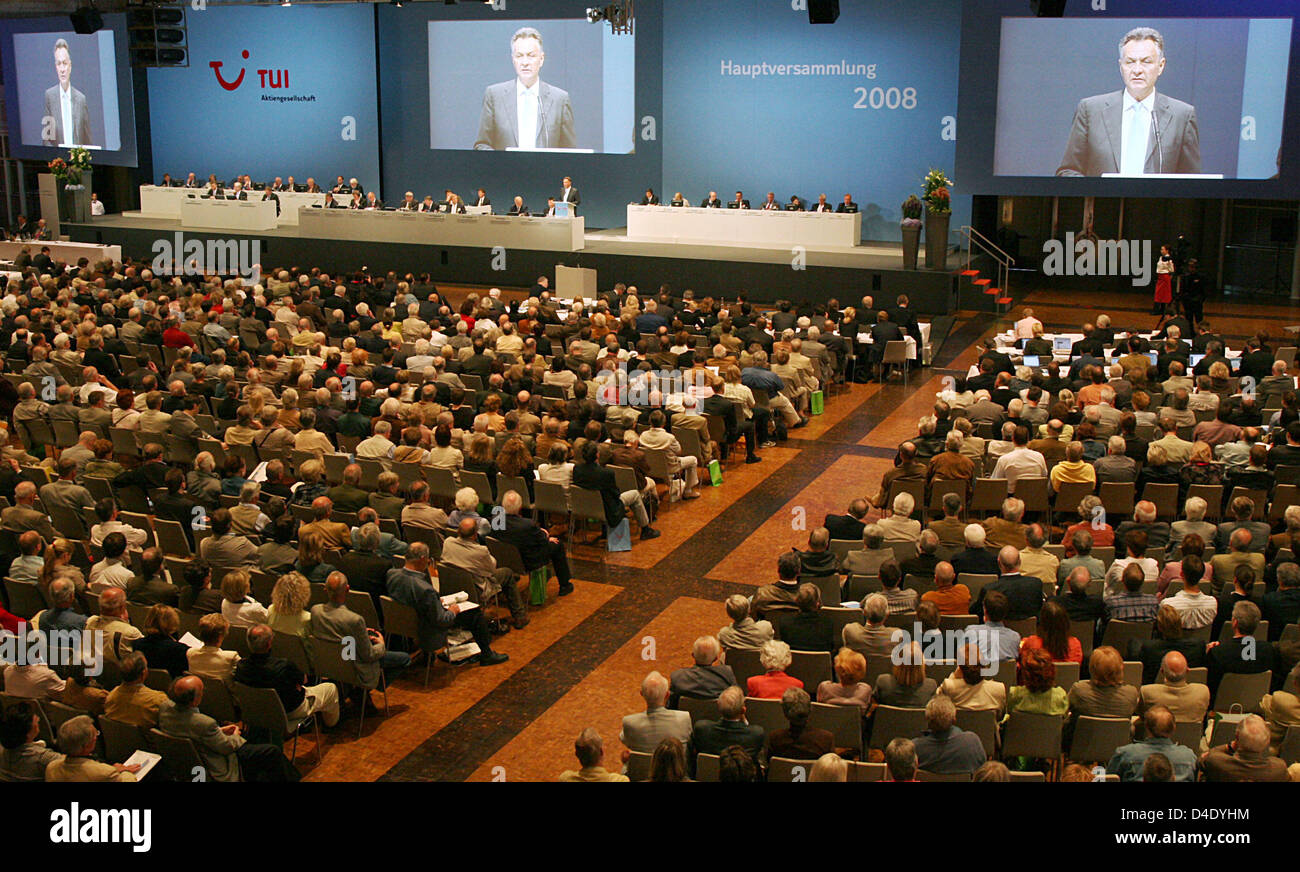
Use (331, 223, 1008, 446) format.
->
(65, 213, 962, 314)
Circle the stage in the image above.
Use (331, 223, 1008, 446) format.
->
(65, 212, 962, 314)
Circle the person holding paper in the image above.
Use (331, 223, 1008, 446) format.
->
(1056, 27, 1201, 177)
(474, 26, 575, 151)
(384, 542, 509, 666)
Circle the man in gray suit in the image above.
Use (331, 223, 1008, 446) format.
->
(157, 675, 300, 782)
(1057, 27, 1200, 177)
(43, 39, 93, 147)
(474, 26, 575, 151)
(0, 481, 58, 542)
(309, 572, 410, 688)
(620, 671, 692, 759)
(38, 458, 95, 517)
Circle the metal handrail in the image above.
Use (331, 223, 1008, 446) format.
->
(959, 225, 1015, 310)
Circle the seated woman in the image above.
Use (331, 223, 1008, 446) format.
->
(536, 443, 574, 489)
(220, 569, 269, 628)
(1066, 645, 1139, 737)
(746, 640, 804, 699)
(83, 439, 124, 480)
(817, 647, 872, 710)
(1063, 495, 1112, 551)
(463, 435, 499, 500)
(267, 571, 312, 637)
(294, 530, 336, 585)
(1019, 600, 1083, 667)
(186, 613, 241, 680)
(871, 641, 937, 710)
(133, 605, 190, 677)
(776, 583, 835, 656)
(1006, 648, 1068, 717)
(220, 455, 248, 497)
(448, 486, 491, 539)
(1178, 440, 1224, 503)
(495, 436, 535, 501)
(648, 737, 689, 783)
(939, 643, 1007, 716)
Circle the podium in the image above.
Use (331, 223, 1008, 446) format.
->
(556, 265, 596, 300)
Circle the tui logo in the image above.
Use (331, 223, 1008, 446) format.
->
(209, 49, 249, 90)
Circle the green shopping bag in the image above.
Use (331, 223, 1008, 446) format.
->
(528, 567, 549, 605)
(708, 458, 723, 486)
(810, 390, 824, 415)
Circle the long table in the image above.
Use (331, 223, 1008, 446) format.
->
(0, 240, 122, 264)
(626, 204, 862, 248)
(180, 198, 279, 232)
(297, 207, 585, 252)
(139, 185, 326, 225)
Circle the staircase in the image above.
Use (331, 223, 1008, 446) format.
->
(958, 225, 1015, 314)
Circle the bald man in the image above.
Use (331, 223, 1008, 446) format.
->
(158, 674, 300, 782)
(1139, 650, 1210, 726)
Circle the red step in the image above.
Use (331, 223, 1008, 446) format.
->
(973, 278, 992, 286)
(996, 297, 1013, 305)
(983, 286, 1001, 295)
(960, 269, 980, 277)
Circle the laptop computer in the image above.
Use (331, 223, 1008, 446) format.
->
(1189, 353, 1205, 368)
(1022, 355, 1040, 368)
(1146, 351, 1158, 366)
(1053, 335, 1073, 353)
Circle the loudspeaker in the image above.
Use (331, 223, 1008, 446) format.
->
(70, 6, 104, 34)
(808, 0, 839, 24)
(1031, 0, 1067, 16)
(1270, 216, 1296, 244)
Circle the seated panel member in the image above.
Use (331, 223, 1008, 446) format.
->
(786, 195, 805, 211)
(670, 192, 690, 207)
(701, 190, 723, 208)
(730, 191, 750, 209)
(396, 191, 419, 211)
(472, 187, 491, 207)
(810, 193, 834, 213)
(417, 195, 438, 213)
(543, 197, 558, 217)
(508, 196, 530, 216)
(760, 192, 780, 211)
(639, 187, 660, 206)
(836, 194, 858, 213)
(442, 191, 467, 214)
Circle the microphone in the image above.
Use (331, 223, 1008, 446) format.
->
(1150, 104, 1163, 174)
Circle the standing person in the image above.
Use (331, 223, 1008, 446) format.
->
(1154, 244, 1174, 316)
(1181, 258, 1206, 328)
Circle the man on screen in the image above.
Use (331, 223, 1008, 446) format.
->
(474, 27, 576, 151)
(43, 38, 93, 147)
(1056, 27, 1201, 177)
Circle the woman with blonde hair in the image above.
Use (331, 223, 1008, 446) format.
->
(808, 752, 848, 782)
(134, 605, 188, 677)
(39, 539, 84, 595)
(294, 530, 336, 585)
(1066, 645, 1139, 736)
(219, 569, 268, 627)
(267, 571, 312, 637)
(817, 647, 872, 709)
(871, 641, 937, 709)
(277, 387, 302, 432)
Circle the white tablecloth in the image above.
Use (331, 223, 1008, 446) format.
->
(140, 185, 326, 225)
(180, 198, 279, 231)
(625, 204, 861, 248)
(0, 240, 121, 264)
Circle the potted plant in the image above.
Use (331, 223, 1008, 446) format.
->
(48, 146, 92, 223)
(900, 194, 923, 270)
(922, 168, 953, 270)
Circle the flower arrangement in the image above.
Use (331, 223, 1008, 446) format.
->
(48, 147, 92, 188)
(900, 194, 923, 227)
(922, 168, 953, 214)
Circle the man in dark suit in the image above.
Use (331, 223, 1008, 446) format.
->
(836, 194, 859, 213)
(1070, 324, 1106, 359)
(493, 491, 573, 595)
(472, 188, 491, 208)
(474, 27, 575, 151)
(823, 500, 869, 542)
(43, 39, 93, 146)
(1057, 27, 1200, 177)
(701, 191, 723, 208)
(508, 196, 530, 216)
(691, 686, 765, 769)
(1206, 601, 1276, 699)
(150, 468, 203, 548)
(669, 636, 737, 709)
(558, 176, 580, 214)
(809, 193, 835, 213)
(868, 310, 904, 377)
(891, 295, 922, 345)
(729, 191, 750, 209)
(226, 182, 249, 201)
(385, 543, 507, 665)
(571, 442, 660, 541)
(972, 546, 1044, 621)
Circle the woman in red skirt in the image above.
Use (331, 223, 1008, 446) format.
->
(1154, 243, 1174, 315)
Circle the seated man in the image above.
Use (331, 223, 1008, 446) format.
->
(234, 624, 341, 730)
(667, 635, 737, 709)
(103, 652, 169, 728)
(310, 573, 411, 685)
(1200, 714, 1290, 782)
(1107, 705, 1198, 782)
(912, 695, 987, 775)
(558, 727, 629, 782)
(384, 542, 508, 666)
(571, 441, 661, 542)
(158, 675, 300, 782)
(690, 685, 765, 768)
(45, 716, 138, 782)
(619, 671, 692, 760)
(440, 518, 529, 629)
(492, 490, 573, 596)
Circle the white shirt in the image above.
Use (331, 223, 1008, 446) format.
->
(1166, 589, 1218, 629)
(516, 79, 540, 150)
(89, 559, 134, 591)
(561, 186, 576, 203)
(1014, 316, 1042, 340)
(90, 199, 105, 216)
(990, 447, 1047, 491)
(1120, 89, 1155, 176)
(60, 84, 73, 147)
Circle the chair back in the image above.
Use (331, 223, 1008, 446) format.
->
(459, 470, 495, 507)
(148, 728, 206, 781)
(766, 756, 821, 782)
(422, 466, 461, 501)
(533, 481, 571, 517)
(808, 702, 863, 754)
(743, 696, 788, 735)
(868, 705, 927, 749)
(230, 681, 297, 742)
(197, 674, 240, 725)
(311, 636, 378, 690)
(694, 753, 720, 782)
(723, 647, 763, 689)
(1069, 716, 1132, 764)
(495, 475, 532, 509)
(824, 606, 864, 641)
(1213, 671, 1273, 713)
(787, 649, 833, 690)
(1000, 711, 1063, 760)
(677, 695, 718, 724)
(4, 578, 46, 620)
(955, 707, 999, 758)
(626, 750, 653, 782)
(435, 561, 480, 604)
(98, 716, 150, 764)
(569, 487, 609, 525)
(270, 631, 314, 679)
